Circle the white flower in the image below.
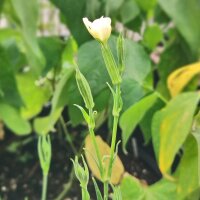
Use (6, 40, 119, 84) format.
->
(83, 16, 111, 43)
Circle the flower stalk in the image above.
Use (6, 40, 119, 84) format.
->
(81, 16, 125, 200)
(38, 134, 52, 200)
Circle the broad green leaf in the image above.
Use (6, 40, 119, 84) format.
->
(143, 24, 163, 50)
(34, 108, 62, 135)
(0, 102, 31, 135)
(51, 67, 74, 111)
(38, 36, 65, 75)
(16, 72, 51, 119)
(34, 67, 74, 135)
(184, 189, 200, 200)
(120, 173, 176, 200)
(105, 0, 124, 16)
(85, 135, 124, 185)
(60, 36, 151, 125)
(120, 0, 140, 24)
(158, 0, 200, 54)
(0, 29, 26, 72)
(62, 36, 78, 69)
(4, 0, 45, 73)
(75, 36, 151, 111)
(158, 33, 194, 82)
(140, 97, 165, 144)
(120, 93, 158, 151)
(145, 179, 176, 200)
(0, 0, 5, 12)
(152, 92, 200, 174)
(0, 45, 23, 107)
(174, 135, 199, 200)
(135, 0, 157, 11)
(192, 111, 200, 185)
(121, 173, 145, 200)
(85, 0, 101, 19)
(50, 0, 90, 45)
(167, 62, 200, 97)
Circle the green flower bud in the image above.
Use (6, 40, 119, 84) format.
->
(101, 43, 122, 85)
(75, 68, 94, 109)
(72, 156, 89, 187)
(38, 135, 52, 175)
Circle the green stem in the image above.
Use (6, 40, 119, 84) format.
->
(103, 181, 109, 200)
(108, 115, 119, 179)
(89, 127, 104, 177)
(88, 109, 104, 178)
(59, 116, 77, 154)
(108, 84, 121, 179)
(81, 187, 90, 200)
(41, 173, 48, 200)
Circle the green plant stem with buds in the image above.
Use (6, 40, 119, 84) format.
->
(104, 84, 122, 200)
(38, 135, 51, 200)
(100, 38, 123, 200)
(108, 84, 121, 179)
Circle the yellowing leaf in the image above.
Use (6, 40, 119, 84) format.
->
(85, 135, 124, 184)
(152, 92, 200, 174)
(167, 62, 200, 97)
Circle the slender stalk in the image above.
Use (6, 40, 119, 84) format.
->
(59, 116, 77, 154)
(89, 126, 104, 177)
(104, 85, 121, 200)
(103, 181, 109, 200)
(81, 187, 90, 200)
(108, 84, 121, 179)
(41, 174, 48, 200)
(108, 115, 119, 178)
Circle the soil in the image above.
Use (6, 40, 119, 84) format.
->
(0, 122, 161, 200)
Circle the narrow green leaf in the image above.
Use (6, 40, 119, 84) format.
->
(92, 177, 103, 200)
(120, 92, 158, 151)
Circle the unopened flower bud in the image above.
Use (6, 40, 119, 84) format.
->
(75, 68, 94, 109)
(101, 44, 122, 85)
(83, 17, 111, 44)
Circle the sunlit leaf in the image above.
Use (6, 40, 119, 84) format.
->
(152, 92, 200, 174)
(85, 135, 124, 184)
(34, 108, 62, 136)
(174, 135, 199, 200)
(120, 173, 176, 200)
(192, 111, 200, 185)
(167, 62, 200, 97)
(0, 102, 31, 135)
(143, 24, 163, 50)
(16, 72, 51, 119)
(135, 0, 157, 11)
